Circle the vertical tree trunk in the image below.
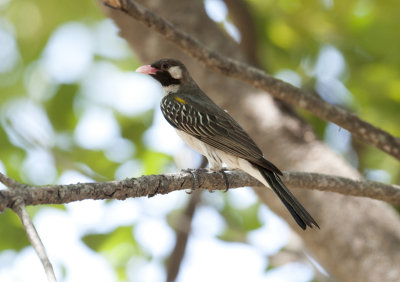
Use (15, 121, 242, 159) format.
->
(102, 1, 400, 280)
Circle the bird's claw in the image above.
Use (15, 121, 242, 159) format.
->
(182, 168, 230, 193)
(217, 168, 230, 192)
(182, 168, 208, 193)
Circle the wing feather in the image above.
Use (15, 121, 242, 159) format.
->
(161, 95, 282, 174)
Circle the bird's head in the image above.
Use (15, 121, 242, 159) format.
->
(136, 59, 192, 93)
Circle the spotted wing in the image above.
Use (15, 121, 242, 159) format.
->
(160, 95, 282, 174)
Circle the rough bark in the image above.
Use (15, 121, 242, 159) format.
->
(101, 1, 400, 281)
(2, 171, 400, 209)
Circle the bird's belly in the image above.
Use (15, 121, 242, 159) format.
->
(217, 151, 269, 187)
(176, 130, 203, 154)
(176, 129, 223, 170)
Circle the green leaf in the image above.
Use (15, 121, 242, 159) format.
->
(142, 150, 173, 175)
(57, 148, 119, 180)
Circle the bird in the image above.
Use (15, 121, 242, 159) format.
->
(136, 58, 319, 230)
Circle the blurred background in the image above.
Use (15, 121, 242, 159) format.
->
(0, 0, 399, 281)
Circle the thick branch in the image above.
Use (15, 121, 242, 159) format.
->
(103, 0, 400, 161)
(1, 171, 399, 211)
(224, 0, 259, 66)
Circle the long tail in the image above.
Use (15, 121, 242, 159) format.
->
(258, 167, 319, 230)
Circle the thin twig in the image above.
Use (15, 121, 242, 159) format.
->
(3, 173, 57, 281)
(12, 199, 57, 282)
(0, 171, 399, 210)
(166, 157, 207, 282)
(103, 0, 400, 161)
(166, 191, 201, 282)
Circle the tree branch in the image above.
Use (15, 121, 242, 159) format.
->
(103, 0, 400, 161)
(4, 174, 57, 281)
(1, 171, 399, 211)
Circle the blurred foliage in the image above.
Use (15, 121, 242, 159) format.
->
(0, 0, 172, 278)
(82, 225, 142, 281)
(248, 0, 400, 180)
(0, 210, 30, 251)
(0, 0, 400, 280)
(218, 201, 262, 242)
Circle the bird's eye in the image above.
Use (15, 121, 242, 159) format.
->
(161, 63, 169, 70)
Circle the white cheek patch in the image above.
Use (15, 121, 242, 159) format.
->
(169, 66, 182, 79)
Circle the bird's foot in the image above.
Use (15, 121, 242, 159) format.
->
(182, 168, 230, 193)
(208, 168, 230, 191)
(217, 168, 230, 192)
(181, 168, 208, 193)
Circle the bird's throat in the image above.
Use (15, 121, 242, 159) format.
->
(163, 84, 180, 95)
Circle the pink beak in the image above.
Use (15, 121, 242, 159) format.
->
(136, 65, 159, 75)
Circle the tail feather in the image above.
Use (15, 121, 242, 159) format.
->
(258, 167, 319, 230)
